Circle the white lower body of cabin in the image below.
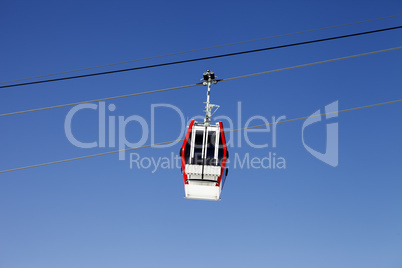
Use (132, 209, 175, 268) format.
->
(184, 164, 222, 201)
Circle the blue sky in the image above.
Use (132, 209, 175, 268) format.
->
(1, 0, 402, 267)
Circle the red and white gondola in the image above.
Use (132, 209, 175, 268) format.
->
(180, 71, 229, 201)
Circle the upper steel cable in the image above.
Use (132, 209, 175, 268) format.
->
(0, 25, 401, 89)
(1, 14, 401, 85)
